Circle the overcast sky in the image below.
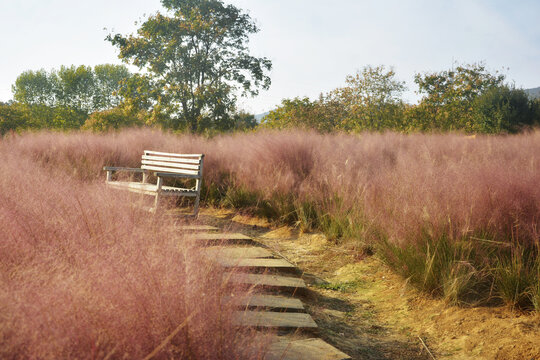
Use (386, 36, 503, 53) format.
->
(1, 0, 539, 114)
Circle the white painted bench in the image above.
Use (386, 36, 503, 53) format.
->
(103, 150, 204, 216)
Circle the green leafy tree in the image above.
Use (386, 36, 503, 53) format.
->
(12, 64, 133, 115)
(12, 70, 56, 107)
(107, 0, 271, 132)
(534, 98, 540, 123)
(261, 97, 337, 132)
(262, 66, 405, 132)
(92, 64, 132, 111)
(412, 62, 505, 131)
(472, 85, 537, 133)
(0, 102, 28, 135)
(231, 111, 257, 131)
(55, 65, 95, 113)
(330, 65, 407, 131)
(11, 64, 134, 130)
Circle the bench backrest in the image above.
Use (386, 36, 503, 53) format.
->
(141, 150, 204, 178)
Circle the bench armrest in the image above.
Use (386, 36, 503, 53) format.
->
(155, 172, 200, 179)
(103, 166, 146, 173)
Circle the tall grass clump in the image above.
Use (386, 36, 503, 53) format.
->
(0, 140, 268, 358)
(5, 128, 540, 309)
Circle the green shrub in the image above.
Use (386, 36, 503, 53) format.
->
(377, 233, 481, 302)
(531, 257, 540, 312)
(0, 102, 28, 134)
(472, 86, 537, 133)
(492, 246, 537, 309)
(82, 107, 145, 132)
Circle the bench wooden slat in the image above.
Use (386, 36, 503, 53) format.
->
(141, 158, 201, 170)
(142, 154, 202, 165)
(144, 150, 203, 158)
(154, 172, 200, 179)
(103, 166, 146, 172)
(141, 160, 200, 172)
(141, 165, 199, 176)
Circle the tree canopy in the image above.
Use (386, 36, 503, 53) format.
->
(407, 63, 538, 132)
(262, 62, 540, 134)
(12, 64, 132, 114)
(262, 65, 407, 132)
(107, 0, 271, 132)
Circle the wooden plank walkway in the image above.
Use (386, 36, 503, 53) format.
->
(204, 246, 273, 259)
(191, 232, 252, 240)
(225, 295, 304, 311)
(187, 224, 350, 359)
(178, 225, 219, 231)
(264, 338, 351, 360)
(224, 272, 306, 290)
(216, 257, 297, 271)
(232, 311, 317, 330)
(189, 232, 254, 244)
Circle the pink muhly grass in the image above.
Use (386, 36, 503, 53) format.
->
(0, 142, 269, 359)
(5, 128, 540, 306)
(6, 128, 540, 246)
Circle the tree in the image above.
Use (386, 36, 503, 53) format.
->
(12, 70, 56, 107)
(12, 65, 133, 114)
(55, 65, 95, 113)
(107, 0, 271, 132)
(0, 102, 28, 135)
(92, 64, 132, 111)
(330, 65, 407, 131)
(231, 111, 257, 131)
(412, 62, 506, 131)
(262, 66, 405, 132)
(261, 97, 339, 132)
(472, 85, 537, 133)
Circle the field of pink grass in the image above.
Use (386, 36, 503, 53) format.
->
(13, 128, 539, 245)
(4, 128, 540, 308)
(0, 137, 269, 359)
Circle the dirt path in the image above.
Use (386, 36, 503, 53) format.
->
(198, 208, 540, 360)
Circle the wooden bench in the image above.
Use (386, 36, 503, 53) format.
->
(103, 150, 204, 216)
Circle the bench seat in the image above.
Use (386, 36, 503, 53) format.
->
(104, 150, 204, 216)
(106, 181, 199, 197)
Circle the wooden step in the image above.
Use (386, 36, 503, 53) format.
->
(225, 295, 305, 311)
(224, 273, 306, 290)
(204, 246, 273, 259)
(189, 232, 254, 244)
(178, 225, 219, 231)
(216, 258, 297, 272)
(264, 338, 351, 360)
(232, 311, 317, 330)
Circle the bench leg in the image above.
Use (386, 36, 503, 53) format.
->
(193, 193, 200, 217)
(153, 193, 161, 211)
(151, 177, 164, 213)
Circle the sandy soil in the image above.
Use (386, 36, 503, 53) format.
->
(198, 208, 540, 360)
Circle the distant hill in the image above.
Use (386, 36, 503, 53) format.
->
(524, 87, 540, 99)
(254, 111, 269, 122)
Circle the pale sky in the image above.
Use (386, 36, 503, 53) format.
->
(1, 0, 539, 114)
